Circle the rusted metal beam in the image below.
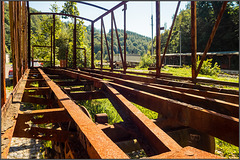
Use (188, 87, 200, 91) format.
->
(102, 18, 111, 62)
(27, 1, 30, 68)
(148, 146, 221, 159)
(79, 68, 239, 95)
(50, 26, 52, 67)
(111, 12, 114, 71)
(75, 1, 108, 11)
(191, 1, 197, 81)
(1, 69, 30, 158)
(156, 1, 161, 78)
(103, 83, 182, 155)
(93, 1, 128, 23)
(46, 68, 239, 146)
(53, 14, 56, 67)
(91, 22, 94, 69)
(73, 17, 77, 69)
(112, 12, 124, 67)
(29, 12, 93, 22)
(14, 127, 74, 142)
(101, 18, 103, 70)
(22, 94, 53, 106)
(69, 69, 239, 117)
(38, 68, 129, 159)
(1, 1, 6, 107)
(69, 91, 106, 100)
(123, 4, 127, 73)
(109, 82, 238, 146)
(159, 1, 181, 72)
(16, 108, 72, 124)
(195, 1, 228, 78)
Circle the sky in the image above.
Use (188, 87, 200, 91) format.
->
(29, 1, 189, 38)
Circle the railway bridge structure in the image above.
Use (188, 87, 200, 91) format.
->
(1, 1, 239, 159)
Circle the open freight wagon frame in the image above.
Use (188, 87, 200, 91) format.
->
(1, 1, 239, 159)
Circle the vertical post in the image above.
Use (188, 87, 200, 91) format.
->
(111, 12, 114, 71)
(17, 2, 22, 78)
(84, 49, 86, 68)
(91, 22, 94, 69)
(151, 14, 153, 56)
(180, 30, 181, 66)
(73, 17, 77, 69)
(1, 1, 6, 106)
(123, 4, 127, 73)
(101, 18, 103, 70)
(50, 26, 52, 67)
(10, 2, 18, 86)
(66, 45, 68, 68)
(156, 1, 161, 78)
(32, 46, 34, 67)
(53, 14, 55, 67)
(191, 1, 197, 81)
(27, 1, 30, 68)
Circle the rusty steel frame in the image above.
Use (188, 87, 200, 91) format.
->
(1, 1, 6, 107)
(38, 68, 129, 158)
(2, 1, 239, 159)
(51, 68, 238, 146)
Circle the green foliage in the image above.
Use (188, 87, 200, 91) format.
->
(60, 1, 79, 19)
(215, 138, 239, 159)
(139, 53, 155, 68)
(196, 56, 221, 76)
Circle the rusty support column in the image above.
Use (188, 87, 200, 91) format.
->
(191, 1, 197, 81)
(1, 1, 6, 107)
(195, 1, 228, 78)
(9, 2, 18, 87)
(73, 17, 77, 69)
(91, 22, 94, 69)
(112, 12, 124, 68)
(53, 14, 55, 67)
(17, 2, 22, 78)
(50, 26, 52, 67)
(66, 45, 68, 68)
(84, 49, 86, 68)
(101, 18, 103, 70)
(102, 19, 110, 62)
(27, 1, 30, 68)
(123, 4, 127, 73)
(159, 1, 181, 72)
(156, 1, 161, 78)
(111, 12, 114, 71)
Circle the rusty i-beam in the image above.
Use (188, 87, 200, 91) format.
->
(1, 1, 6, 107)
(156, 1, 161, 78)
(191, 1, 197, 81)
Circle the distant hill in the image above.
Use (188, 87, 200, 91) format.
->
(85, 26, 151, 59)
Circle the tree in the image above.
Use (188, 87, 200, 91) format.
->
(60, 1, 79, 19)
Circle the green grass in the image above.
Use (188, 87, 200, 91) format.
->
(215, 138, 239, 159)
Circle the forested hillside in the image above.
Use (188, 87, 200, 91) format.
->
(84, 26, 151, 60)
(4, 1, 239, 63)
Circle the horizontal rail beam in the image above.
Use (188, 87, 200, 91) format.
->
(29, 12, 93, 22)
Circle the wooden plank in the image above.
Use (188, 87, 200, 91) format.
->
(38, 68, 128, 159)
